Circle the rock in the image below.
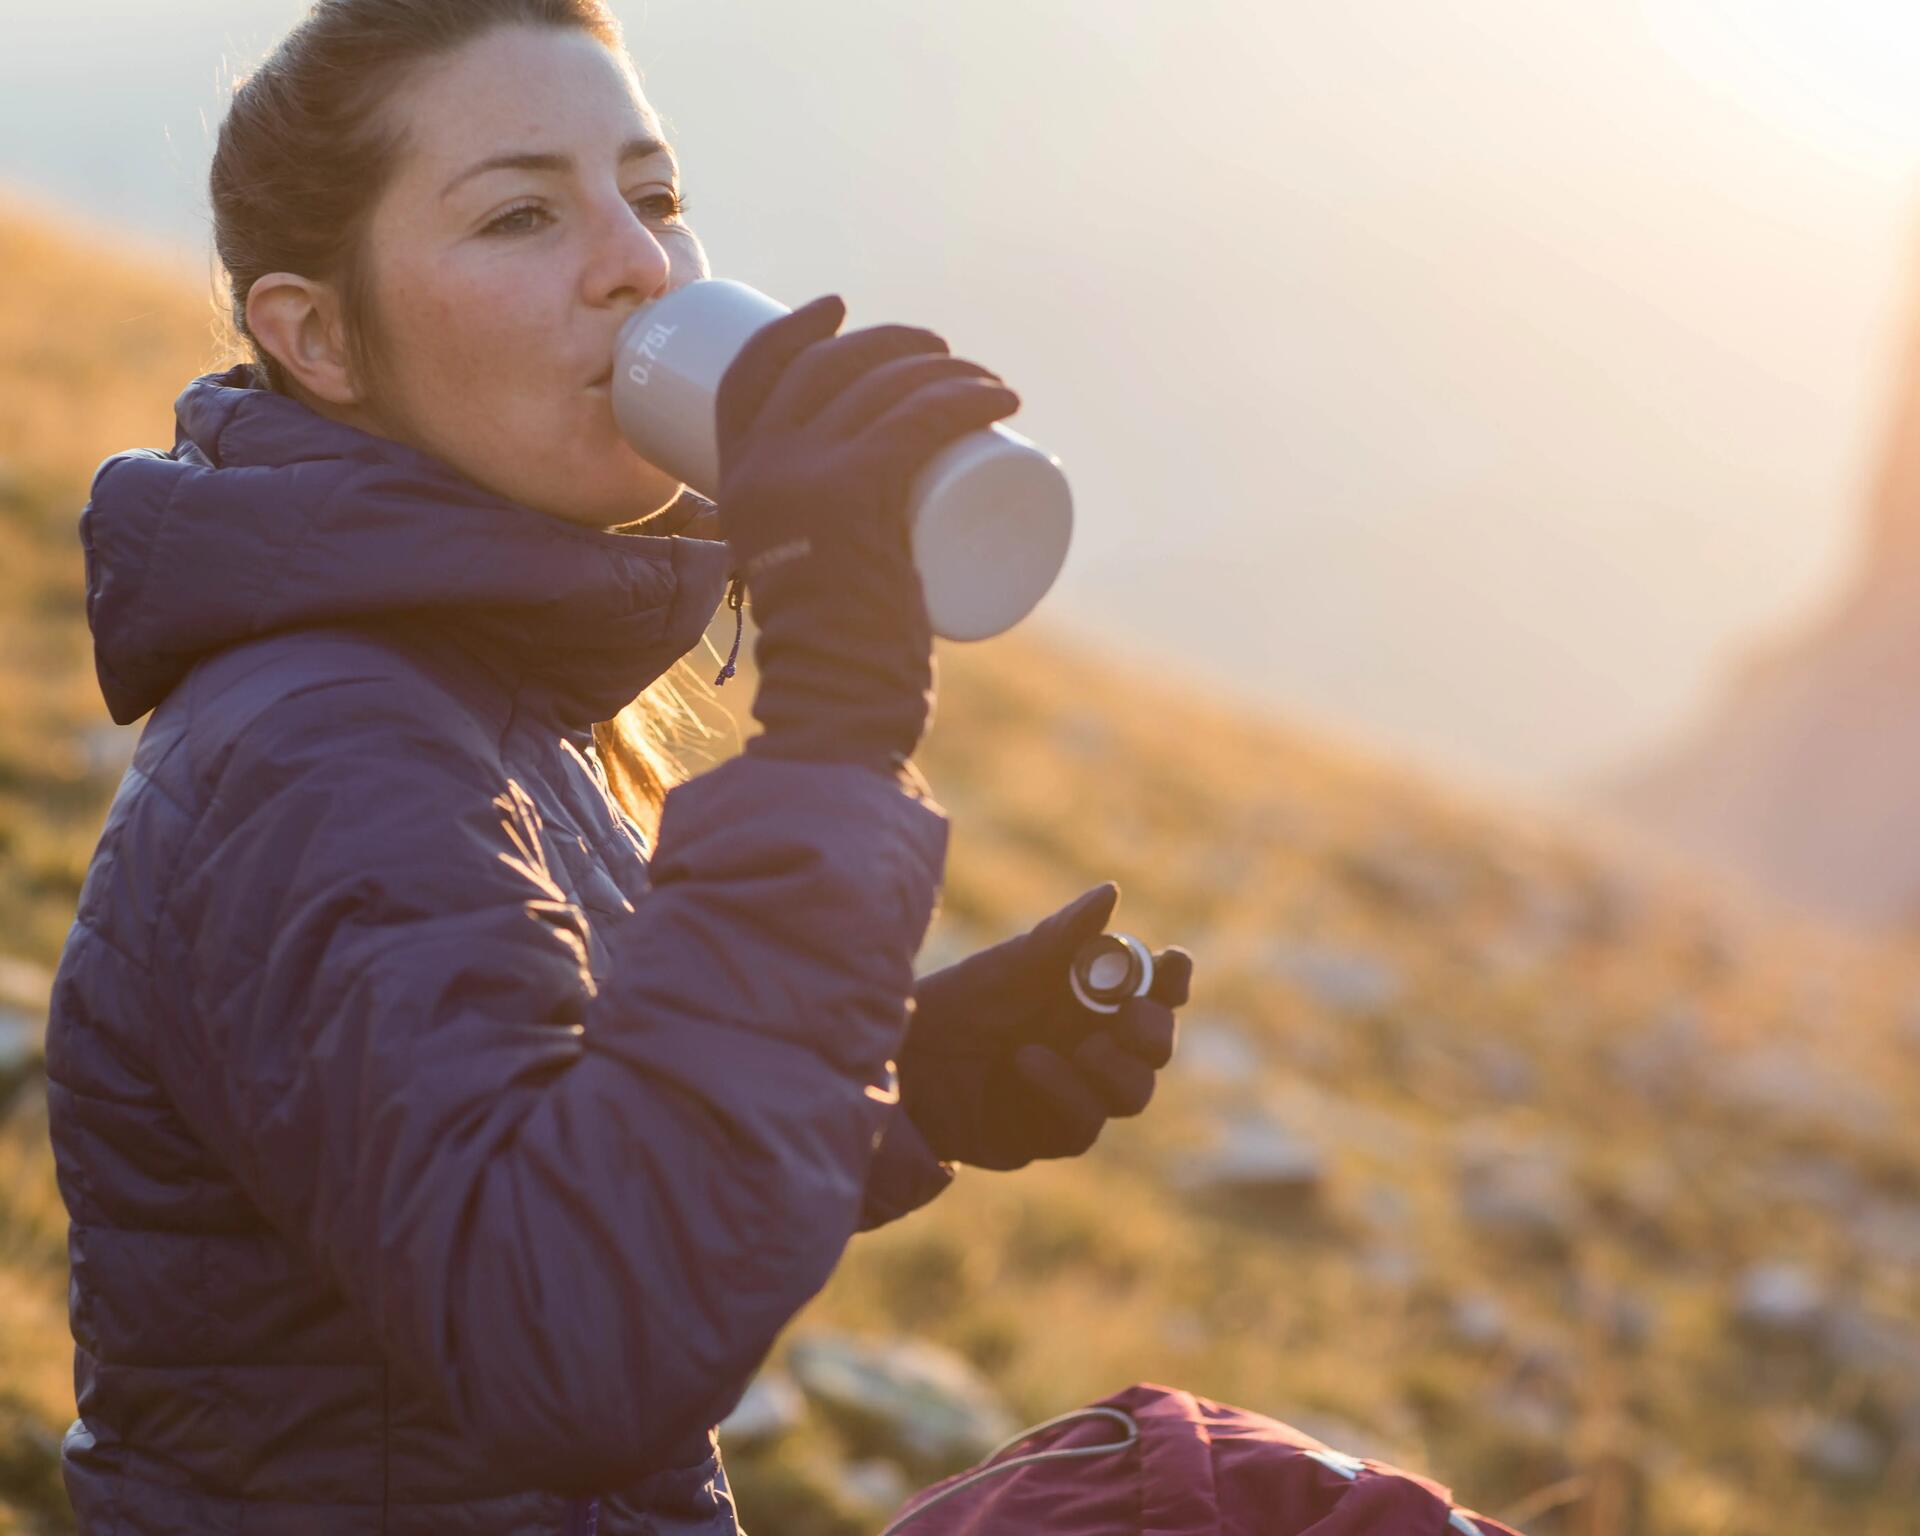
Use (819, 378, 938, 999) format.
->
(1767, 1154, 1864, 1214)
(1472, 928, 1554, 982)
(1732, 1262, 1827, 1341)
(1598, 1153, 1681, 1246)
(1788, 969, 1842, 1035)
(81, 722, 138, 779)
(1159, 1308, 1208, 1352)
(1821, 1305, 1920, 1382)
(1716, 1045, 1890, 1136)
(1171, 1108, 1329, 1216)
(1257, 1080, 1422, 1165)
(1056, 710, 1113, 762)
(1519, 866, 1643, 948)
(1465, 1044, 1537, 1105)
(1483, 874, 1585, 975)
(840, 1457, 912, 1512)
(1264, 940, 1404, 1016)
(1600, 1291, 1656, 1351)
(1455, 1134, 1582, 1256)
(718, 1369, 805, 1450)
(1170, 1014, 1265, 1085)
(1286, 1412, 1402, 1467)
(1510, 1339, 1576, 1389)
(1565, 1274, 1656, 1351)
(1360, 1181, 1413, 1232)
(0, 1004, 45, 1118)
(1796, 1417, 1884, 1486)
(1896, 1393, 1920, 1461)
(1356, 1246, 1420, 1292)
(1852, 1201, 1920, 1272)
(1245, 802, 1312, 849)
(1448, 1293, 1509, 1348)
(1609, 1003, 1705, 1105)
(1339, 843, 1466, 915)
(785, 1332, 1019, 1471)
(0, 956, 52, 1015)
(1486, 1382, 1570, 1445)
(1195, 842, 1259, 892)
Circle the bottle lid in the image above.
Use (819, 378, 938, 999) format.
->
(1070, 932, 1154, 1014)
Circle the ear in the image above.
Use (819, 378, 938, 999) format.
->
(245, 272, 364, 406)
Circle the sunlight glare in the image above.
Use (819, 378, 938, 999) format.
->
(1645, 0, 1920, 165)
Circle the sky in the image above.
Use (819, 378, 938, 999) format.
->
(5, 0, 1920, 809)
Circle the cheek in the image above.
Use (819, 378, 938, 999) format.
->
(665, 230, 711, 281)
(396, 254, 556, 383)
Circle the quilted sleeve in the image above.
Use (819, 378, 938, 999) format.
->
(154, 669, 948, 1494)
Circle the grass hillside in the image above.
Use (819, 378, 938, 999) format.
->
(2, 188, 1918, 1535)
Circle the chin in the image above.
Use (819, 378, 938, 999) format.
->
(556, 462, 685, 531)
(613, 449, 684, 514)
(603, 480, 693, 534)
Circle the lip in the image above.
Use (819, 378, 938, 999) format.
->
(586, 367, 614, 390)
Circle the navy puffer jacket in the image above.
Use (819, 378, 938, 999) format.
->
(47, 364, 958, 1534)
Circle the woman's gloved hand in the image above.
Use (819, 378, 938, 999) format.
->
(713, 294, 1022, 776)
(898, 883, 1194, 1170)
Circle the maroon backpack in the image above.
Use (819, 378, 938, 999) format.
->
(875, 1381, 1525, 1536)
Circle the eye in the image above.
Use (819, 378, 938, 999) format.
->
(483, 203, 548, 237)
(482, 192, 691, 238)
(635, 190, 692, 223)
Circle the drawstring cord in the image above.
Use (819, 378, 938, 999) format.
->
(713, 571, 746, 687)
(875, 1407, 1139, 1534)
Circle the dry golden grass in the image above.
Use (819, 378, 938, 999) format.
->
(0, 186, 229, 483)
(3, 188, 1918, 1535)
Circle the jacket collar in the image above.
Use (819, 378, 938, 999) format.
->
(80, 363, 733, 728)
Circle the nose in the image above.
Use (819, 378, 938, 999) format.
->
(587, 193, 673, 312)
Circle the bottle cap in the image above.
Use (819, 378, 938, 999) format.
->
(1069, 932, 1154, 1014)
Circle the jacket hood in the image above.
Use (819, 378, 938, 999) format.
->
(79, 363, 735, 728)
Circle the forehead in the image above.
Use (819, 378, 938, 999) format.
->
(395, 25, 667, 177)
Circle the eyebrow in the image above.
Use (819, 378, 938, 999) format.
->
(440, 135, 677, 201)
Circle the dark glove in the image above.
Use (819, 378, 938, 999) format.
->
(713, 294, 1022, 775)
(898, 883, 1194, 1170)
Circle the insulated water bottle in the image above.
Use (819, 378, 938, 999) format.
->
(610, 278, 1074, 642)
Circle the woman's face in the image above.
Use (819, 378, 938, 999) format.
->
(354, 25, 707, 529)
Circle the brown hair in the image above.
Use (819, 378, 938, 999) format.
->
(207, 0, 727, 847)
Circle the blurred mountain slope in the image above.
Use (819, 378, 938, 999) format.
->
(1591, 246, 1920, 934)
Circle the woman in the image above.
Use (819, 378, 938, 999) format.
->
(46, 2, 1191, 1532)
